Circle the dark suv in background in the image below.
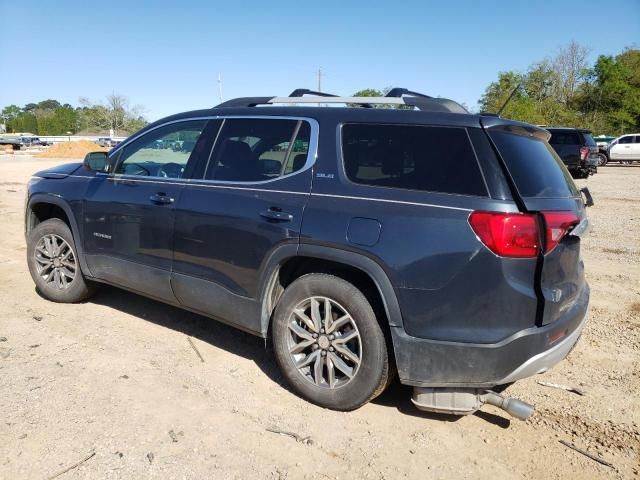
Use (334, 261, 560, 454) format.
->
(547, 127, 599, 178)
(25, 89, 591, 420)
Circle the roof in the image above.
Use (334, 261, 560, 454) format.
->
(545, 127, 592, 134)
(130, 88, 547, 141)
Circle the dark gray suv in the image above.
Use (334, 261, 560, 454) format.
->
(24, 89, 591, 419)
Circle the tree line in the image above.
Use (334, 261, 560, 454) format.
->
(0, 94, 147, 136)
(355, 43, 639, 135)
(479, 42, 640, 135)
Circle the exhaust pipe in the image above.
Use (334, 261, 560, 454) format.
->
(482, 391, 534, 421)
(412, 387, 534, 420)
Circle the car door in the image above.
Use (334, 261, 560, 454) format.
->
(630, 136, 640, 160)
(609, 135, 633, 160)
(171, 116, 316, 334)
(82, 119, 214, 301)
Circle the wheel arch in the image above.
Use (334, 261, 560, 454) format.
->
(259, 244, 403, 337)
(26, 194, 92, 276)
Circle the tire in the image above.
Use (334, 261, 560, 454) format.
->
(272, 274, 389, 411)
(597, 153, 608, 166)
(27, 218, 96, 303)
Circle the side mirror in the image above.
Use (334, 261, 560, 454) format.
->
(83, 151, 108, 172)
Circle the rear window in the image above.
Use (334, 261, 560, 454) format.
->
(490, 131, 578, 198)
(341, 124, 487, 196)
(549, 131, 580, 145)
(583, 133, 596, 146)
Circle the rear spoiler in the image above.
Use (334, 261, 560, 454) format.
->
(480, 116, 551, 142)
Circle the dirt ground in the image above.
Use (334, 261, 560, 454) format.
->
(0, 156, 638, 480)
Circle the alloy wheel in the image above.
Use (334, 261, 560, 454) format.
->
(34, 234, 76, 290)
(286, 296, 362, 389)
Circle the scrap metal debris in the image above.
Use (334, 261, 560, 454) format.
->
(537, 381, 585, 396)
(559, 440, 613, 468)
(47, 450, 96, 479)
(187, 336, 205, 363)
(266, 427, 313, 445)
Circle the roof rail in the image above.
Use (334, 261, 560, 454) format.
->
(215, 88, 469, 114)
(385, 88, 432, 99)
(288, 89, 338, 98)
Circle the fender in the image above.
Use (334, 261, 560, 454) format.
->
(257, 242, 404, 334)
(299, 244, 403, 328)
(26, 193, 93, 277)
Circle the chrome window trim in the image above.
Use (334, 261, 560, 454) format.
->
(108, 115, 319, 186)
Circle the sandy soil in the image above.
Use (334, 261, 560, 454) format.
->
(0, 157, 638, 479)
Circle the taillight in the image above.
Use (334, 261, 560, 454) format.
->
(541, 211, 579, 253)
(468, 211, 540, 258)
(579, 146, 589, 161)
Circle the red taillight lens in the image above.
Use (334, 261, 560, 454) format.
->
(469, 211, 540, 258)
(541, 211, 579, 253)
(579, 146, 589, 161)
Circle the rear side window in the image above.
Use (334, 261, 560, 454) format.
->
(205, 119, 311, 182)
(490, 131, 578, 198)
(341, 124, 487, 196)
(549, 131, 580, 145)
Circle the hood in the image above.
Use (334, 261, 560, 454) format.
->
(33, 162, 82, 179)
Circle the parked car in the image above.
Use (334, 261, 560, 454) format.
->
(95, 137, 119, 148)
(593, 135, 616, 166)
(607, 134, 640, 164)
(24, 89, 592, 419)
(546, 127, 599, 178)
(20, 136, 48, 147)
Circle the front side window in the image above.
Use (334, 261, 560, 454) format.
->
(115, 120, 207, 178)
(619, 136, 633, 144)
(341, 123, 487, 196)
(205, 119, 311, 182)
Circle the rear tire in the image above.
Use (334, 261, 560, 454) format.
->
(272, 274, 389, 411)
(27, 218, 96, 303)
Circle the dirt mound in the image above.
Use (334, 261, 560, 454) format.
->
(37, 140, 107, 159)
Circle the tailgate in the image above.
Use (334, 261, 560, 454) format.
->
(483, 120, 590, 325)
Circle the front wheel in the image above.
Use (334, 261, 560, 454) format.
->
(597, 153, 608, 166)
(272, 274, 390, 411)
(27, 218, 96, 303)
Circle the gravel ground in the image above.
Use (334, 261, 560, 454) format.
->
(0, 157, 638, 479)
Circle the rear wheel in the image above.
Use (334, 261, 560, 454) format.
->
(27, 218, 96, 303)
(272, 274, 389, 410)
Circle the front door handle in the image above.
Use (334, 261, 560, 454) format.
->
(260, 208, 293, 222)
(149, 192, 175, 205)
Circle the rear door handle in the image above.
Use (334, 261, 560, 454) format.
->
(260, 208, 293, 222)
(149, 192, 175, 205)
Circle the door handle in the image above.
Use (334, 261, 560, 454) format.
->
(149, 192, 175, 205)
(260, 208, 293, 222)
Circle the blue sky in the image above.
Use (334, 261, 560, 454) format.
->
(1, 0, 638, 120)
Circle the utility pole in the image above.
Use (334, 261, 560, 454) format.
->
(317, 68, 322, 93)
(217, 73, 223, 102)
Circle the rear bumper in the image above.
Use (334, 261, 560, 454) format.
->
(391, 284, 589, 387)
